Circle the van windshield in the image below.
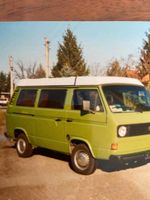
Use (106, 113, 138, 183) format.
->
(102, 85, 150, 113)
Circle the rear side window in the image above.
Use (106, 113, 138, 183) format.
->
(10, 88, 19, 105)
(16, 89, 37, 107)
(38, 89, 67, 109)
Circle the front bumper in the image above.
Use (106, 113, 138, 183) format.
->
(110, 150, 150, 164)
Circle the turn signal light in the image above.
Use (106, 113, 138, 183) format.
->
(111, 143, 118, 150)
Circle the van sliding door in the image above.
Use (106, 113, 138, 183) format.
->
(34, 89, 68, 152)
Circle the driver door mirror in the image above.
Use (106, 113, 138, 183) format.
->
(82, 100, 95, 114)
(83, 100, 90, 111)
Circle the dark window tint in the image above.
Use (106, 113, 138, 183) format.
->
(16, 89, 37, 107)
(38, 89, 66, 109)
(72, 89, 104, 112)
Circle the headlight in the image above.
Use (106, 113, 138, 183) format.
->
(118, 126, 127, 137)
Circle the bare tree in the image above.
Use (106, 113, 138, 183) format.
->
(89, 63, 106, 76)
(106, 59, 127, 76)
(26, 63, 37, 78)
(106, 55, 138, 77)
(14, 61, 26, 79)
(34, 64, 46, 78)
(14, 61, 46, 79)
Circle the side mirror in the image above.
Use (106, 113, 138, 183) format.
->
(82, 100, 95, 114)
(83, 100, 90, 111)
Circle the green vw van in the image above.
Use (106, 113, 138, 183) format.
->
(6, 76, 150, 174)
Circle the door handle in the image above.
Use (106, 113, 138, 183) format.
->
(66, 119, 72, 122)
(55, 118, 61, 122)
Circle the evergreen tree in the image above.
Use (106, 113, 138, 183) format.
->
(52, 29, 89, 77)
(137, 31, 150, 78)
(0, 72, 8, 93)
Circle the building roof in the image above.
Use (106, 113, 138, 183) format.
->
(16, 76, 143, 87)
(141, 74, 150, 83)
(126, 69, 140, 79)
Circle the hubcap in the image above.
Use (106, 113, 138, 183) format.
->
(17, 138, 26, 154)
(75, 150, 90, 170)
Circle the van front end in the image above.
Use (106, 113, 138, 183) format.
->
(101, 83, 150, 165)
(108, 114, 150, 165)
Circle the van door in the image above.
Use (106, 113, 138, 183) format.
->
(34, 89, 68, 153)
(66, 88, 107, 154)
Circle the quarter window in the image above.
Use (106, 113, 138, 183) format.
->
(16, 89, 37, 107)
(38, 89, 67, 109)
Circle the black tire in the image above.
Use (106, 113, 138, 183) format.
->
(16, 133, 33, 157)
(71, 144, 96, 175)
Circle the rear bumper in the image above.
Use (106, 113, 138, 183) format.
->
(110, 150, 150, 164)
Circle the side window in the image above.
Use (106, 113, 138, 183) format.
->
(16, 89, 37, 107)
(72, 89, 104, 112)
(38, 89, 67, 109)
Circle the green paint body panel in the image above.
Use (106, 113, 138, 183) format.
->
(6, 85, 150, 161)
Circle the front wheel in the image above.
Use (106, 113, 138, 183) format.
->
(16, 134, 33, 157)
(71, 144, 96, 175)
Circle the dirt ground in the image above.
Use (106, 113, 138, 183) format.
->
(1, 111, 150, 200)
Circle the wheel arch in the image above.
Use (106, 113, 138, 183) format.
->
(70, 137, 95, 158)
(14, 128, 30, 141)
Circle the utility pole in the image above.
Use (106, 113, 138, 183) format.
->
(44, 37, 51, 78)
(9, 56, 14, 97)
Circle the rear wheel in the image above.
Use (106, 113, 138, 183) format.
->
(71, 144, 96, 175)
(16, 133, 33, 157)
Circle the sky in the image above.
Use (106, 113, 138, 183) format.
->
(0, 21, 150, 73)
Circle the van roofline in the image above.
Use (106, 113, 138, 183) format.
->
(16, 76, 143, 87)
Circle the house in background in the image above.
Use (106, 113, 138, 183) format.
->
(0, 92, 10, 106)
(126, 69, 140, 79)
(141, 74, 150, 89)
(126, 69, 150, 90)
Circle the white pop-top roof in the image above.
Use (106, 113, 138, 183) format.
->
(16, 76, 143, 87)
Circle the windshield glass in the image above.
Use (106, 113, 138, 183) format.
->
(102, 85, 150, 113)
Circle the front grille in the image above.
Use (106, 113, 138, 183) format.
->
(118, 123, 150, 137)
(128, 123, 150, 136)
